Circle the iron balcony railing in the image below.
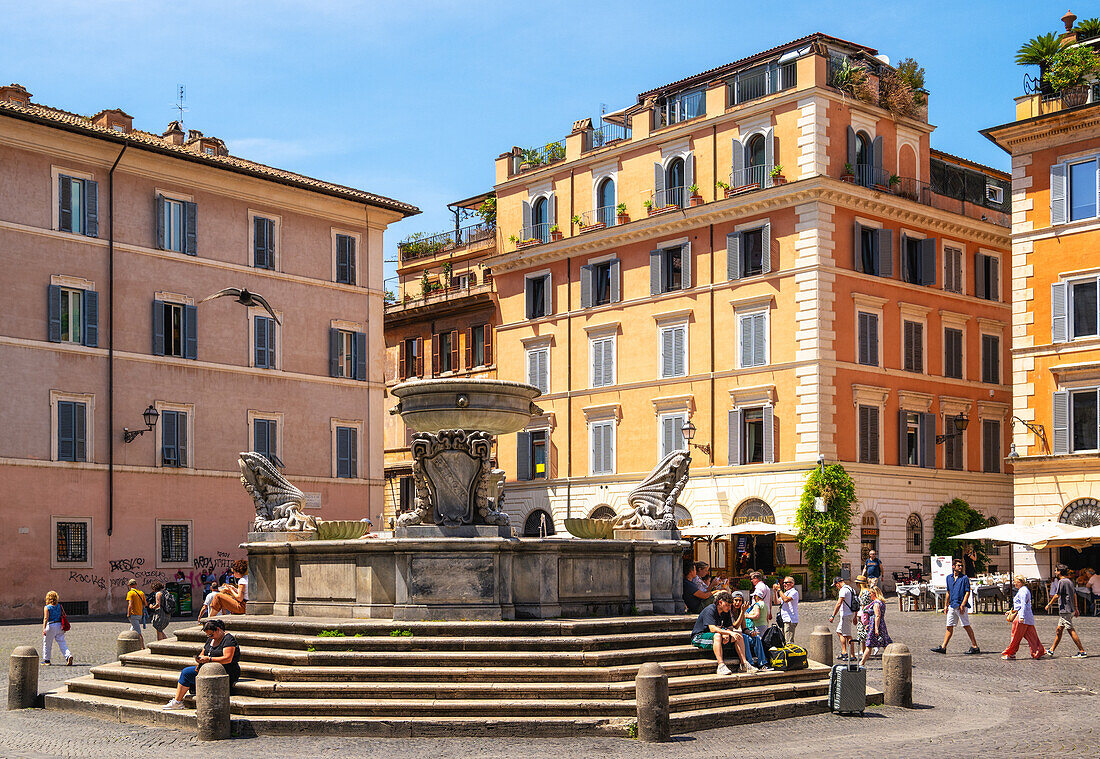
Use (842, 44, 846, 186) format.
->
(730, 163, 774, 190)
(652, 186, 687, 210)
(578, 205, 617, 229)
(397, 221, 495, 261)
(729, 60, 797, 105)
(519, 222, 552, 245)
(878, 176, 1010, 228)
(653, 90, 705, 130)
(852, 164, 890, 189)
(388, 260, 494, 308)
(584, 122, 632, 151)
(512, 139, 568, 173)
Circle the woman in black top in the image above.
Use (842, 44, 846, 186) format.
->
(162, 619, 240, 710)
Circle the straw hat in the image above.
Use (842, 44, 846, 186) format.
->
(855, 574, 869, 585)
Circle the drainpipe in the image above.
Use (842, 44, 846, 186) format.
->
(107, 144, 127, 537)
(566, 169, 574, 519)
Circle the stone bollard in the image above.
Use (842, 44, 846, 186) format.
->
(635, 662, 669, 743)
(116, 630, 142, 659)
(196, 663, 231, 740)
(807, 624, 833, 665)
(882, 643, 913, 707)
(7, 646, 39, 710)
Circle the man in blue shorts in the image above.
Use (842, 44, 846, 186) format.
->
(690, 590, 750, 675)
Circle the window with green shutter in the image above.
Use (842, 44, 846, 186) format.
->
(160, 409, 188, 467)
(57, 400, 87, 462)
(336, 426, 357, 478)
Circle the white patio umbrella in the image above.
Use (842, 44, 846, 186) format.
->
(1031, 525, 1100, 550)
(951, 521, 1080, 546)
(680, 522, 799, 539)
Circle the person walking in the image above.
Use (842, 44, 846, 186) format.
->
(773, 576, 800, 642)
(863, 550, 883, 585)
(41, 591, 73, 666)
(931, 559, 980, 655)
(1002, 575, 1046, 660)
(125, 579, 147, 649)
(1044, 564, 1087, 658)
(853, 575, 873, 657)
(859, 585, 892, 666)
(827, 576, 856, 661)
(148, 582, 171, 642)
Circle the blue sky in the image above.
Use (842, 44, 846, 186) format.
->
(0, 1, 1074, 285)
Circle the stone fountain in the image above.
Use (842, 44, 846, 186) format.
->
(243, 378, 684, 620)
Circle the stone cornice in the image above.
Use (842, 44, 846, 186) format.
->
(983, 104, 1100, 155)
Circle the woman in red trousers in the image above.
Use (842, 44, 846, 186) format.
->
(1002, 575, 1046, 660)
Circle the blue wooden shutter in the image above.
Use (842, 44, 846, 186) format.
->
(684, 152, 695, 202)
(877, 229, 893, 277)
(899, 233, 910, 282)
(59, 177, 73, 232)
(1052, 282, 1068, 342)
(152, 300, 165, 355)
(728, 409, 741, 465)
(517, 432, 532, 480)
(183, 201, 198, 255)
(650, 250, 662, 295)
(609, 259, 621, 303)
(1053, 391, 1069, 454)
(73, 402, 86, 462)
(580, 265, 593, 308)
(162, 410, 177, 466)
(727, 232, 741, 280)
(337, 427, 350, 477)
(1051, 163, 1067, 225)
(177, 411, 188, 467)
(254, 217, 269, 269)
(84, 180, 99, 237)
(266, 318, 276, 368)
(763, 405, 775, 463)
(155, 195, 166, 249)
(255, 316, 268, 368)
(328, 328, 341, 377)
(347, 236, 357, 284)
(355, 332, 367, 381)
(48, 285, 62, 342)
(58, 401, 74, 460)
(336, 235, 349, 283)
(83, 290, 99, 347)
(183, 304, 197, 359)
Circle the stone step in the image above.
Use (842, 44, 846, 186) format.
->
(669, 687, 886, 732)
(175, 627, 693, 652)
(216, 615, 695, 639)
(43, 690, 627, 737)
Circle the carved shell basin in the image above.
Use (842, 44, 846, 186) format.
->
(390, 379, 543, 435)
(563, 518, 617, 540)
(315, 520, 370, 540)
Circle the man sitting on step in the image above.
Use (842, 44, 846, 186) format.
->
(690, 590, 751, 676)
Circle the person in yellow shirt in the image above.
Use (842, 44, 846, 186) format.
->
(125, 579, 146, 649)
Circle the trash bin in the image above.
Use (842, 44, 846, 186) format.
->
(166, 582, 193, 617)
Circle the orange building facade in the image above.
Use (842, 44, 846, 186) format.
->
(486, 35, 1014, 582)
(983, 19, 1100, 579)
(0, 84, 415, 619)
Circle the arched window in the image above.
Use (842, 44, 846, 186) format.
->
(596, 178, 615, 227)
(746, 134, 767, 187)
(589, 504, 616, 520)
(523, 509, 554, 537)
(666, 157, 685, 208)
(732, 498, 774, 524)
(531, 197, 548, 242)
(906, 513, 923, 554)
(1060, 498, 1100, 527)
(855, 131, 873, 187)
(860, 511, 879, 563)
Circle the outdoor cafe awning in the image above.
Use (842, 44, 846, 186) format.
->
(951, 521, 1081, 547)
(1031, 525, 1100, 550)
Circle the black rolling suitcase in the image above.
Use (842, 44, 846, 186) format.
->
(828, 660, 866, 715)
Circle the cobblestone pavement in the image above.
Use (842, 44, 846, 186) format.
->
(1, 602, 1098, 758)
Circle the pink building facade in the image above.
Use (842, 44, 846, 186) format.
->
(0, 85, 416, 619)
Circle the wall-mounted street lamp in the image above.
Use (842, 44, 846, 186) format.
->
(123, 405, 159, 443)
(935, 412, 969, 445)
(1009, 415, 1049, 455)
(680, 420, 711, 457)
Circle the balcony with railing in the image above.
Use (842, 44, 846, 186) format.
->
(576, 205, 618, 232)
(848, 163, 891, 189)
(385, 260, 495, 323)
(1016, 81, 1100, 119)
(838, 168, 1010, 228)
(513, 221, 557, 249)
(648, 186, 687, 213)
(652, 89, 705, 130)
(728, 60, 797, 105)
(397, 221, 495, 263)
(583, 122, 632, 152)
(511, 138, 568, 174)
(727, 164, 775, 193)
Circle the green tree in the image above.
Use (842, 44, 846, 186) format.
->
(929, 498, 989, 570)
(1043, 46, 1100, 91)
(795, 464, 856, 595)
(1076, 18, 1100, 40)
(1015, 32, 1061, 67)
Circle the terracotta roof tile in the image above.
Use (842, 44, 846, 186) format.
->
(0, 100, 419, 217)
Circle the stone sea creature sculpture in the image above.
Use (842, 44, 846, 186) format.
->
(239, 451, 318, 532)
(614, 450, 691, 531)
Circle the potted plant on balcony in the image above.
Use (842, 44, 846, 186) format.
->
(616, 202, 629, 225)
(441, 261, 453, 290)
(519, 148, 542, 171)
(550, 224, 563, 241)
(888, 174, 901, 193)
(420, 271, 432, 299)
(643, 199, 655, 216)
(842, 162, 855, 183)
(1044, 45, 1100, 107)
(770, 165, 786, 185)
(688, 184, 703, 206)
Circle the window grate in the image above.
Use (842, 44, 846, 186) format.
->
(63, 600, 89, 616)
(56, 521, 88, 562)
(160, 524, 189, 563)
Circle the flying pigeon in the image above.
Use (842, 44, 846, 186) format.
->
(200, 287, 281, 324)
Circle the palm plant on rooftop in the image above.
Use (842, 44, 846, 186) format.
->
(1076, 18, 1100, 41)
(1015, 32, 1061, 68)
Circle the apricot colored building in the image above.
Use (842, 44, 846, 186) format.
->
(382, 194, 498, 527)
(0, 84, 416, 619)
(983, 15, 1100, 578)
(486, 35, 1014, 582)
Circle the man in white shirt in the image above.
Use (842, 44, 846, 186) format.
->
(773, 576, 800, 642)
(1087, 568, 1100, 597)
(828, 576, 856, 661)
(750, 571, 772, 623)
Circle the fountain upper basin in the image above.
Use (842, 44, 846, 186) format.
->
(390, 378, 542, 435)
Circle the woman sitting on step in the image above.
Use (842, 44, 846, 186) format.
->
(163, 619, 240, 710)
(209, 559, 249, 615)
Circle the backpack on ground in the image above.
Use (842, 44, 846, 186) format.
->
(768, 644, 809, 671)
(761, 623, 785, 651)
